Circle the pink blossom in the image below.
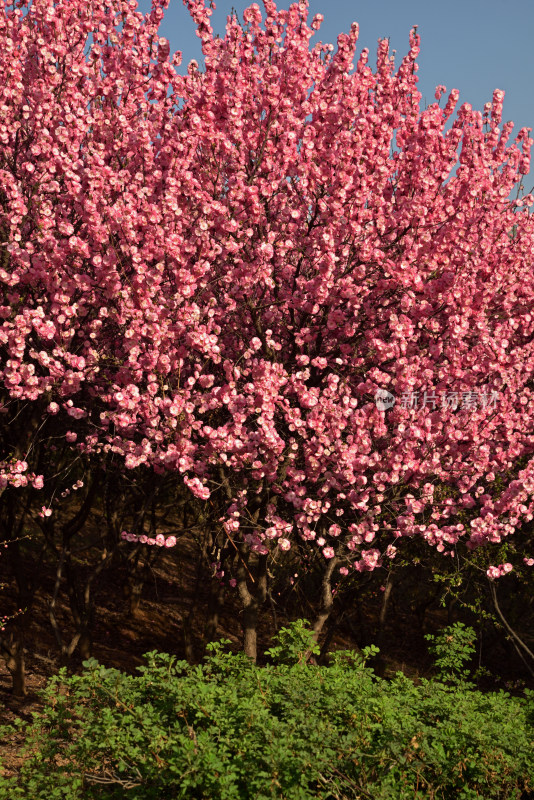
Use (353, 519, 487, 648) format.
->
(1, 0, 533, 623)
(278, 538, 291, 551)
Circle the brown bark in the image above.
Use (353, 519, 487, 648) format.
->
(299, 557, 338, 664)
(2, 628, 26, 696)
(312, 557, 338, 640)
(204, 579, 225, 645)
(123, 561, 150, 618)
(379, 575, 393, 632)
(237, 553, 268, 662)
(182, 615, 196, 663)
(373, 574, 394, 678)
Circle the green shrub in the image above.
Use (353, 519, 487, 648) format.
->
(424, 622, 477, 684)
(264, 618, 320, 664)
(0, 621, 532, 799)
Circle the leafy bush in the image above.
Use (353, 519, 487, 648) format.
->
(264, 617, 320, 664)
(425, 621, 477, 684)
(0, 621, 533, 799)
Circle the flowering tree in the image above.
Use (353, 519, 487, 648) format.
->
(2, 0, 534, 660)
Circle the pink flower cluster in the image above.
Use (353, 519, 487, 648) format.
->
(0, 460, 43, 492)
(120, 531, 177, 548)
(354, 549, 382, 572)
(486, 563, 514, 579)
(1, 0, 534, 588)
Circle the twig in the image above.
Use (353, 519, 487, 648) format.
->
(488, 579, 534, 677)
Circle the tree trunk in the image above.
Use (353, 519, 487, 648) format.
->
(182, 615, 196, 663)
(237, 553, 268, 663)
(379, 576, 393, 632)
(3, 629, 26, 696)
(78, 629, 92, 661)
(318, 612, 343, 664)
(374, 575, 394, 677)
(242, 600, 259, 661)
(204, 580, 225, 645)
(126, 575, 145, 618)
(312, 558, 338, 641)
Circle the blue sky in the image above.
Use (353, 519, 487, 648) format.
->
(137, 0, 534, 186)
